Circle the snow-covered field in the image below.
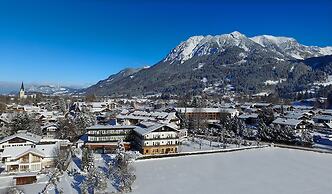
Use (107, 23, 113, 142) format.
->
(1, 147, 332, 194)
(179, 138, 240, 152)
(132, 147, 332, 194)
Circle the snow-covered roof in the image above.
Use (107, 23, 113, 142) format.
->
(284, 112, 309, 120)
(35, 143, 59, 158)
(176, 108, 238, 114)
(272, 105, 293, 109)
(321, 109, 332, 115)
(253, 103, 272, 107)
(313, 115, 332, 121)
(1, 146, 45, 159)
(0, 117, 9, 123)
(273, 118, 304, 127)
(323, 123, 332, 129)
(1, 143, 58, 159)
(293, 105, 314, 110)
(0, 132, 42, 144)
(86, 124, 136, 130)
(117, 110, 179, 123)
(238, 113, 259, 119)
(13, 172, 38, 178)
(23, 105, 41, 112)
(133, 122, 179, 136)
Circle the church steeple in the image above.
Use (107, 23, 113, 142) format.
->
(19, 82, 25, 99)
(20, 82, 24, 91)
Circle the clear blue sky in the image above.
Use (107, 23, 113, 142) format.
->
(0, 0, 331, 86)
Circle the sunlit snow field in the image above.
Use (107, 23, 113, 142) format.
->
(132, 147, 332, 194)
(1, 147, 332, 194)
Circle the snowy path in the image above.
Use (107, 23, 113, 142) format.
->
(131, 147, 332, 194)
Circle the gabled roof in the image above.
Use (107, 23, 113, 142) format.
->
(238, 113, 259, 119)
(313, 115, 332, 121)
(321, 109, 332, 116)
(323, 123, 332, 129)
(0, 132, 42, 144)
(175, 107, 238, 114)
(1, 146, 45, 160)
(15, 148, 45, 159)
(253, 103, 272, 107)
(1, 143, 58, 159)
(284, 113, 309, 120)
(86, 124, 136, 130)
(35, 143, 58, 158)
(133, 122, 179, 136)
(273, 118, 304, 127)
(0, 117, 9, 123)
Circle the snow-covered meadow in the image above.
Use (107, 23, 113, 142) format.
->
(132, 147, 332, 194)
(1, 147, 332, 194)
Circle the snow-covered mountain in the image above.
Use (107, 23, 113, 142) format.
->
(164, 31, 257, 63)
(27, 85, 79, 95)
(164, 31, 332, 63)
(86, 31, 332, 97)
(250, 35, 332, 60)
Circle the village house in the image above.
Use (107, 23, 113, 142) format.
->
(252, 103, 273, 109)
(272, 105, 294, 113)
(283, 112, 312, 121)
(176, 107, 239, 124)
(1, 143, 58, 174)
(22, 105, 41, 113)
(78, 101, 119, 114)
(238, 113, 259, 126)
(0, 131, 42, 152)
(133, 122, 180, 155)
(36, 111, 61, 126)
(116, 110, 180, 127)
(314, 122, 332, 133)
(272, 118, 310, 132)
(313, 115, 332, 124)
(320, 109, 332, 116)
(85, 124, 135, 153)
(42, 124, 58, 139)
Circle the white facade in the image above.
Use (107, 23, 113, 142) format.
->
(0, 141, 35, 150)
(2, 143, 58, 173)
(4, 152, 42, 173)
(143, 131, 179, 146)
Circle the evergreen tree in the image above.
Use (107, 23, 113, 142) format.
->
(10, 112, 41, 135)
(82, 147, 94, 172)
(52, 146, 70, 172)
(300, 130, 313, 146)
(110, 140, 136, 193)
(81, 167, 107, 194)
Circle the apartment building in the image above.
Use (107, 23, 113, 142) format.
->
(133, 122, 180, 155)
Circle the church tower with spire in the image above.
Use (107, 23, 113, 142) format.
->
(19, 82, 26, 99)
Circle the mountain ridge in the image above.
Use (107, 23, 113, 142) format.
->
(85, 31, 332, 97)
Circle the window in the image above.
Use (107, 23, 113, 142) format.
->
(20, 165, 29, 172)
(21, 154, 29, 163)
(31, 163, 41, 171)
